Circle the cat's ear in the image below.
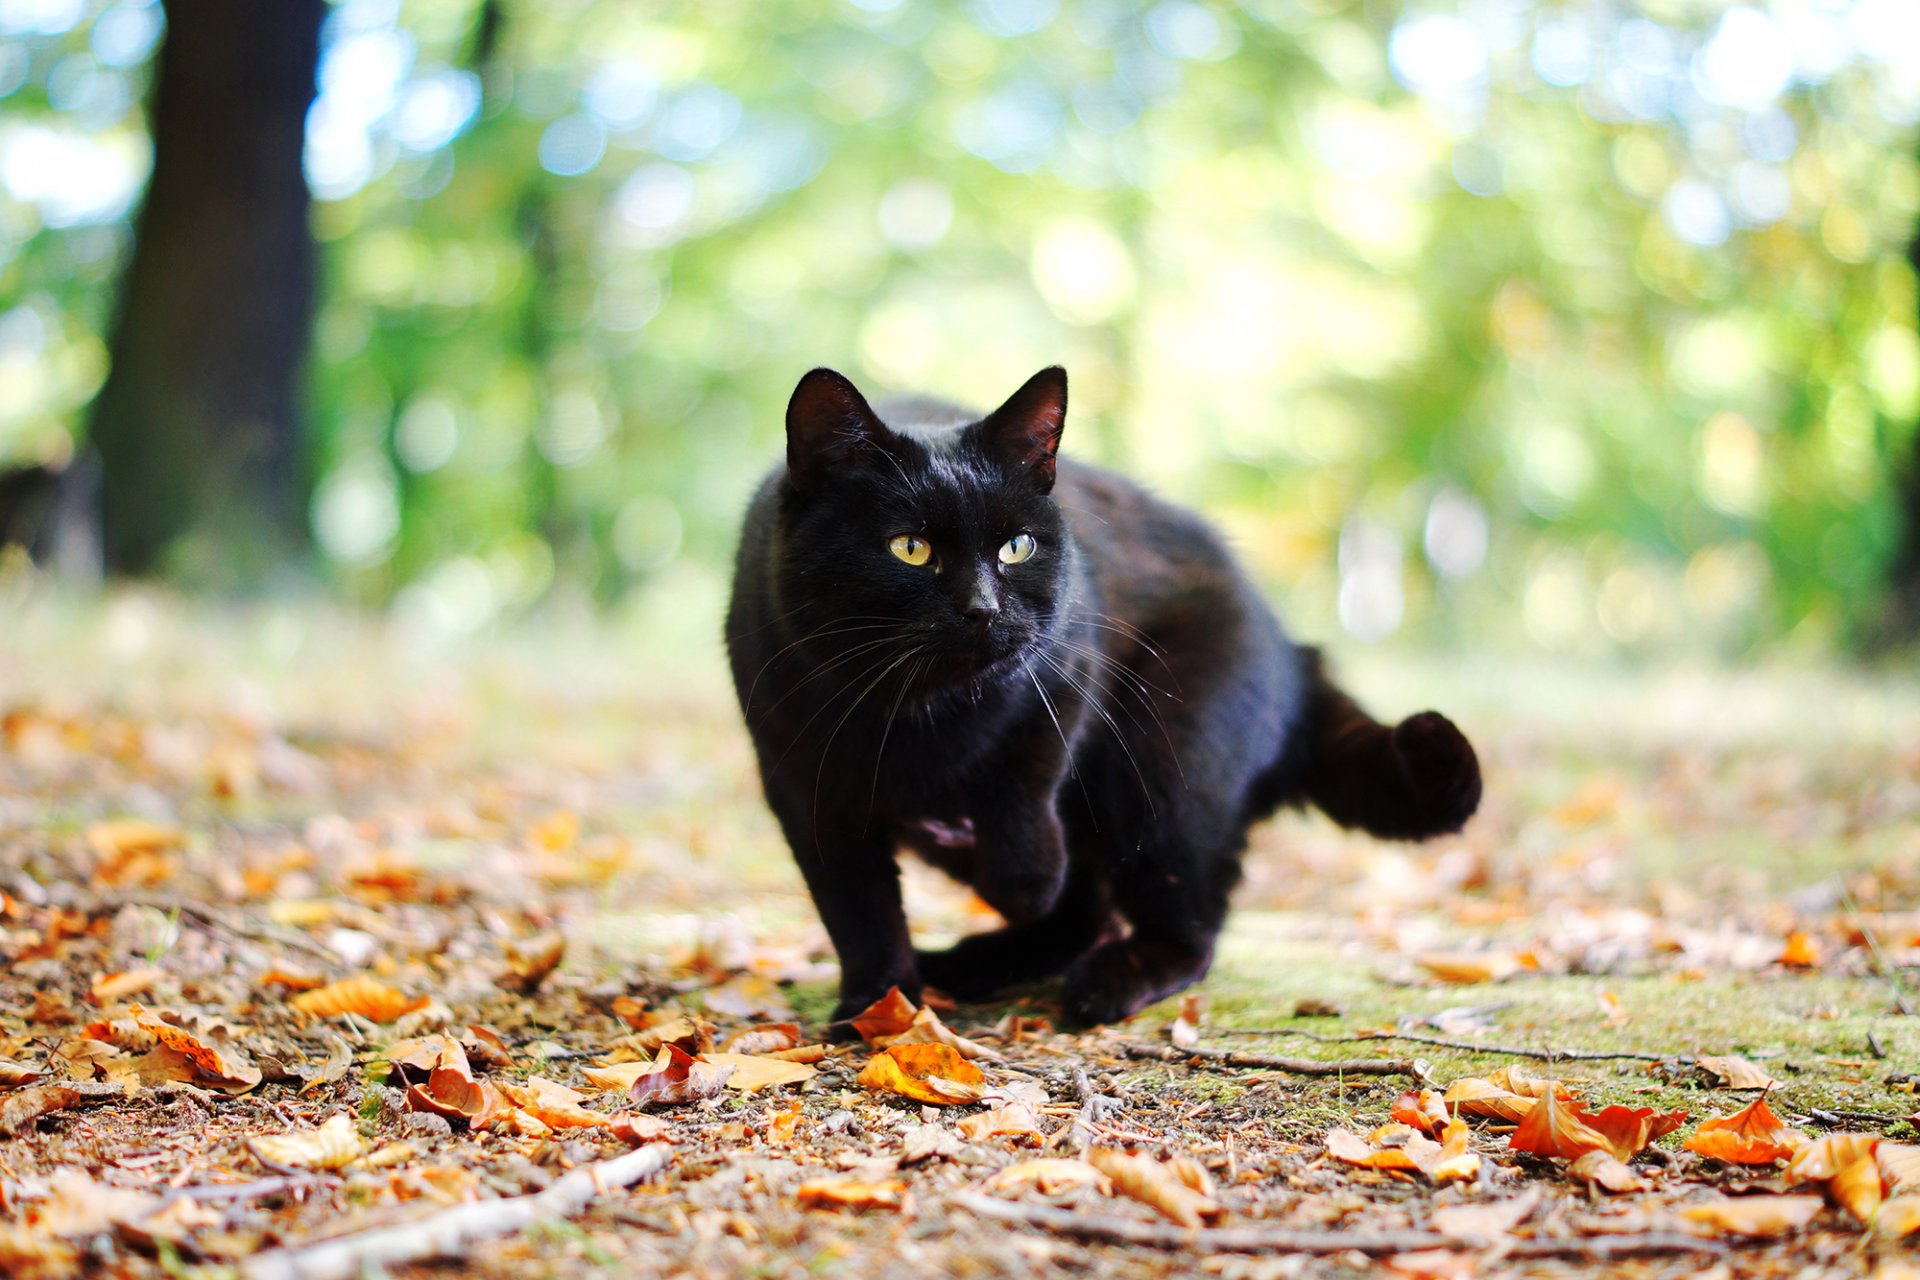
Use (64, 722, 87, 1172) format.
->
(786, 368, 891, 490)
(977, 366, 1067, 493)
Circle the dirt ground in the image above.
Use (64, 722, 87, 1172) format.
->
(3, 585, 1920, 1279)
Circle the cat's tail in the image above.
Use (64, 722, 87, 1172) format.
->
(1289, 648, 1482, 841)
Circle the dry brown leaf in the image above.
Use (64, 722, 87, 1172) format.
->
(1326, 1127, 1424, 1172)
(291, 976, 429, 1024)
(1508, 1087, 1610, 1160)
(405, 1043, 505, 1130)
(1442, 1077, 1534, 1123)
(856, 1044, 985, 1106)
(722, 1023, 801, 1056)
(0, 1085, 84, 1136)
(1484, 1067, 1575, 1101)
(1419, 1118, 1480, 1185)
(608, 1014, 713, 1057)
(0, 1058, 45, 1089)
(609, 1112, 675, 1144)
(1568, 1150, 1650, 1192)
(257, 967, 328, 992)
(1392, 1089, 1450, 1136)
(583, 1061, 653, 1092)
(34, 1170, 160, 1237)
(86, 818, 182, 860)
(127, 1005, 260, 1092)
(248, 1113, 366, 1170)
(765, 1098, 803, 1146)
(628, 1044, 734, 1104)
(89, 968, 165, 1005)
(1430, 1187, 1542, 1244)
(385, 1033, 466, 1085)
(1089, 1147, 1222, 1228)
(496, 932, 565, 993)
(1678, 1194, 1824, 1237)
(989, 1159, 1111, 1197)
(848, 987, 919, 1044)
(956, 1103, 1044, 1144)
(796, 1178, 905, 1211)
(499, 1076, 607, 1129)
(1784, 1133, 1879, 1186)
(1684, 1095, 1804, 1164)
(1696, 1054, 1779, 1090)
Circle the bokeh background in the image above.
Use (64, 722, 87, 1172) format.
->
(1, 0, 1917, 660)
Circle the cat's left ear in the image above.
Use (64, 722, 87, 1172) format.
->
(786, 367, 893, 491)
(978, 366, 1067, 493)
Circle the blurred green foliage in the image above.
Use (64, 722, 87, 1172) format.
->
(0, 0, 1916, 654)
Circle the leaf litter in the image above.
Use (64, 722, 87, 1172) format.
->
(4, 603, 1920, 1278)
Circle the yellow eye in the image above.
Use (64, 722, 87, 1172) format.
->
(889, 534, 932, 566)
(999, 533, 1037, 565)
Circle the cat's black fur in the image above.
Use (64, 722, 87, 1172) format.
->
(726, 367, 1481, 1029)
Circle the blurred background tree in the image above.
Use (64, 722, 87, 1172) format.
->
(0, 0, 1914, 657)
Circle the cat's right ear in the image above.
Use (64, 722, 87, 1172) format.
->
(786, 368, 890, 491)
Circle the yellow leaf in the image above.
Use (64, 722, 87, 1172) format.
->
(1442, 1077, 1534, 1123)
(248, 1114, 366, 1170)
(989, 1159, 1110, 1197)
(1678, 1195, 1823, 1237)
(1413, 952, 1529, 984)
(1832, 1155, 1885, 1223)
(1874, 1194, 1920, 1238)
(1568, 1150, 1649, 1193)
(956, 1103, 1043, 1144)
(1784, 1133, 1879, 1187)
(796, 1178, 905, 1211)
(1088, 1147, 1222, 1228)
(856, 1044, 984, 1106)
(1877, 1143, 1920, 1194)
(127, 1005, 260, 1092)
(1695, 1055, 1779, 1090)
(291, 976, 429, 1024)
(701, 1051, 817, 1093)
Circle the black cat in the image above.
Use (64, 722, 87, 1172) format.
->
(726, 366, 1481, 1029)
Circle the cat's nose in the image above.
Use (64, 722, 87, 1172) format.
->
(964, 579, 1001, 627)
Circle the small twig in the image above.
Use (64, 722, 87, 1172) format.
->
(1219, 1027, 1676, 1064)
(1118, 1041, 1420, 1078)
(241, 1143, 672, 1280)
(1795, 1107, 1905, 1129)
(951, 1192, 1726, 1258)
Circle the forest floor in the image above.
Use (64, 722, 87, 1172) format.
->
(3, 585, 1920, 1279)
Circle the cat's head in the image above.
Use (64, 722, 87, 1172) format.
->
(776, 366, 1071, 688)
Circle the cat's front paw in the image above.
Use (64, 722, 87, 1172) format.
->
(1060, 938, 1211, 1028)
(1392, 711, 1482, 836)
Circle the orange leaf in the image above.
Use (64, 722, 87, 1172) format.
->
(291, 976, 429, 1023)
(1683, 1095, 1804, 1165)
(1508, 1087, 1609, 1160)
(1778, 931, 1821, 968)
(855, 1044, 985, 1106)
(1325, 1128, 1426, 1172)
(627, 1044, 734, 1105)
(1696, 1055, 1779, 1090)
(1413, 951, 1530, 984)
(1784, 1133, 1879, 1186)
(498, 1077, 607, 1130)
(1442, 1077, 1534, 1123)
(1877, 1142, 1920, 1194)
(848, 987, 918, 1045)
(765, 1099, 803, 1146)
(796, 1178, 904, 1211)
(1584, 1105, 1688, 1163)
(126, 1005, 260, 1093)
(1831, 1154, 1885, 1222)
(1568, 1150, 1648, 1192)
(1392, 1089, 1450, 1136)
(1875, 1194, 1920, 1238)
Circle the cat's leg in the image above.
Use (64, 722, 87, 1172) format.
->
(915, 867, 1113, 1000)
(764, 782, 920, 1031)
(1299, 654, 1481, 841)
(1059, 816, 1243, 1027)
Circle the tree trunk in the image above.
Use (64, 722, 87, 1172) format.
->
(87, 0, 324, 583)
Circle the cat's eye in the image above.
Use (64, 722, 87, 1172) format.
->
(999, 533, 1038, 565)
(889, 534, 932, 566)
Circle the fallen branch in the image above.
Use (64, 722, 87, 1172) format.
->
(952, 1192, 1726, 1259)
(1220, 1027, 1676, 1064)
(241, 1143, 673, 1280)
(1118, 1041, 1420, 1077)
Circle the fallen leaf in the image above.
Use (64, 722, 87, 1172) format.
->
(1583, 1105, 1688, 1162)
(1443, 1077, 1534, 1123)
(291, 976, 429, 1024)
(722, 1023, 801, 1056)
(1089, 1147, 1222, 1228)
(0, 1085, 84, 1136)
(878, 1005, 1004, 1062)
(1484, 1067, 1575, 1101)
(989, 1159, 1111, 1197)
(1678, 1195, 1824, 1237)
(1784, 1133, 1879, 1186)
(701, 1051, 817, 1093)
(1325, 1127, 1425, 1172)
(1684, 1095, 1805, 1164)
(1431, 1187, 1542, 1244)
(1833, 1153, 1885, 1222)
(628, 1044, 734, 1105)
(1508, 1086, 1610, 1160)
(1696, 1055, 1779, 1091)
(1875, 1194, 1920, 1238)
(1778, 931, 1821, 968)
(1419, 1118, 1480, 1185)
(0, 1058, 45, 1089)
(609, 1112, 675, 1144)
(404, 1040, 505, 1129)
(848, 987, 919, 1044)
(1568, 1150, 1649, 1192)
(127, 1005, 261, 1092)
(765, 1098, 803, 1146)
(796, 1178, 905, 1211)
(248, 1113, 366, 1170)
(957, 1103, 1044, 1144)
(856, 1044, 985, 1106)
(496, 932, 565, 994)
(1392, 1089, 1450, 1136)
(1413, 952, 1530, 984)
(1877, 1142, 1920, 1194)
(89, 968, 165, 1005)
(34, 1169, 160, 1236)
(499, 1076, 607, 1129)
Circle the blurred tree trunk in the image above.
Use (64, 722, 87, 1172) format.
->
(1888, 154, 1920, 645)
(87, 0, 325, 582)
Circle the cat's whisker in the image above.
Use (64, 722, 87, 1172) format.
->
(812, 645, 924, 842)
(742, 617, 905, 709)
(865, 649, 931, 827)
(1033, 648, 1159, 817)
